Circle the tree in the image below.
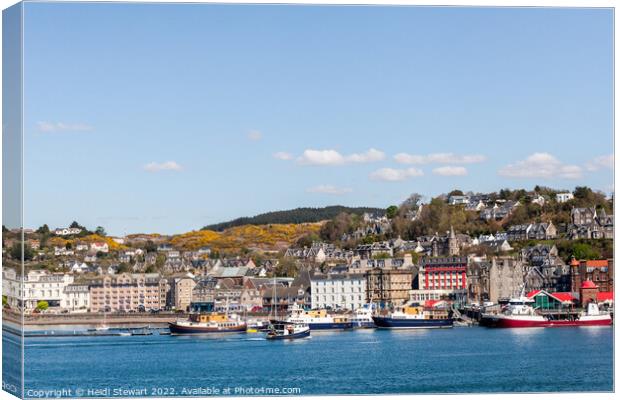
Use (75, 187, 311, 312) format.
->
(95, 226, 107, 236)
(2, 225, 8, 233)
(2, 295, 8, 308)
(386, 205, 399, 219)
(275, 257, 299, 277)
(400, 193, 423, 211)
(69, 221, 81, 229)
(571, 243, 601, 260)
(117, 263, 131, 273)
(372, 252, 391, 260)
(10, 242, 34, 261)
(448, 189, 464, 197)
(36, 300, 49, 312)
(573, 186, 593, 200)
(296, 233, 320, 248)
(144, 240, 157, 253)
(36, 224, 50, 234)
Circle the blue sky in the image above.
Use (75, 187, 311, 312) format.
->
(20, 4, 613, 235)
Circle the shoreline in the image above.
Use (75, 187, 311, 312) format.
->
(2, 311, 270, 326)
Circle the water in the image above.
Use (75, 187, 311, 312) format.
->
(4, 326, 614, 396)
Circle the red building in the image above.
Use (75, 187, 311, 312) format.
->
(419, 256, 468, 291)
(570, 258, 614, 295)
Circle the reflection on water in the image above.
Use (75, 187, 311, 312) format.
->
(20, 326, 613, 395)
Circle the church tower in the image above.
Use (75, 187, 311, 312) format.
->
(448, 226, 459, 256)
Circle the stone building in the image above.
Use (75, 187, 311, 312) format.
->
(467, 257, 525, 304)
(167, 274, 196, 311)
(365, 267, 414, 306)
(568, 207, 614, 239)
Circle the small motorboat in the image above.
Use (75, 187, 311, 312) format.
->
(266, 322, 310, 340)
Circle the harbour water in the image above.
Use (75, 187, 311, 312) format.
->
(3, 326, 613, 396)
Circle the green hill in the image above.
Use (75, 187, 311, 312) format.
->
(203, 206, 385, 231)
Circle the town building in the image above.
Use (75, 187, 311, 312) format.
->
(467, 257, 525, 304)
(567, 207, 614, 240)
(365, 267, 414, 306)
(570, 258, 614, 297)
(90, 242, 109, 253)
(2, 268, 75, 311)
(54, 227, 83, 236)
(62, 284, 90, 312)
(310, 273, 366, 310)
(416, 256, 468, 304)
(167, 274, 196, 311)
(88, 273, 168, 312)
(556, 192, 574, 203)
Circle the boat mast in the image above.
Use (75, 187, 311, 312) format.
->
(273, 275, 277, 321)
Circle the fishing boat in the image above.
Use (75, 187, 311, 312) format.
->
(266, 322, 310, 340)
(479, 297, 612, 328)
(284, 304, 353, 330)
(372, 303, 453, 329)
(169, 312, 247, 334)
(351, 305, 375, 328)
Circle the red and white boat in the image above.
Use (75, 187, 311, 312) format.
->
(480, 297, 612, 328)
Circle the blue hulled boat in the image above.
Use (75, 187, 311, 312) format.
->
(372, 304, 453, 329)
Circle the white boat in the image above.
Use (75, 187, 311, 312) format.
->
(266, 322, 310, 340)
(351, 305, 375, 328)
(284, 304, 353, 330)
(480, 297, 612, 328)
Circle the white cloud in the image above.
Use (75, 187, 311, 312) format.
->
(345, 148, 386, 163)
(37, 121, 93, 133)
(297, 148, 385, 166)
(433, 166, 468, 176)
(369, 167, 424, 182)
(247, 130, 263, 141)
(498, 153, 582, 179)
(306, 185, 353, 195)
(143, 161, 183, 172)
(585, 154, 613, 171)
(273, 152, 293, 160)
(394, 152, 486, 165)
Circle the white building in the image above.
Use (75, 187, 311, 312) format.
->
(70, 262, 90, 274)
(62, 284, 90, 312)
(75, 243, 89, 252)
(54, 246, 75, 256)
(556, 192, 574, 203)
(2, 268, 74, 311)
(310, 273, 367, 311)
(90, 242, 109, 253)
(54, 227, 82, 236)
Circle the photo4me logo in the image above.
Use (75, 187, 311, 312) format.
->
(2, 380, 18, 395)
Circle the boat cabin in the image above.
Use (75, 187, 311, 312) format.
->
(189, 313, 229, 323)
(526, 290, 575, 310)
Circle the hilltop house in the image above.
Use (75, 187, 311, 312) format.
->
(567, 207, 614, 240)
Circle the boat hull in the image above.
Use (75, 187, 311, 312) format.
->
(372, 316, 453, 329)
(352, 321, 376, 329)
(168, 322, 247, 334)
(307, 322, 353, 330)
(266, 329, 311, 340)
(480, 314, 612, 328)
